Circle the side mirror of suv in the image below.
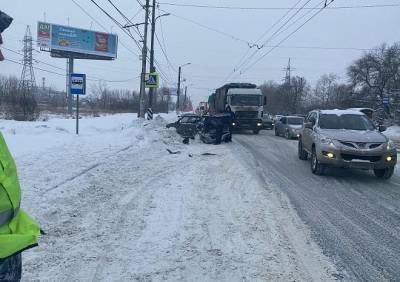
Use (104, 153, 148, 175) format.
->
(304, 122, 313, 129)
(378, 125, 386, 132)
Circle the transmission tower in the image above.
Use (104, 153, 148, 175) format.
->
(19, 25, 36, 91)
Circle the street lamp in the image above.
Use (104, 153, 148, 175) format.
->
(177, 63, 191, 112)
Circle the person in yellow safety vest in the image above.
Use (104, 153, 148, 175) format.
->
(0, 132, 40, 281)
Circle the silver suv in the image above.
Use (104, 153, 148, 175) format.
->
(298, 110, 397, 179)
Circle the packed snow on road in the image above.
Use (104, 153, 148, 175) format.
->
(1, 113, 340, 281)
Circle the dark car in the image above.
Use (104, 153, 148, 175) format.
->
(166, 114, 202, 138)
(262, 115, 274, 130)
(198, 114, 232, 144)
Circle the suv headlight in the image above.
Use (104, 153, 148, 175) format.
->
(387, 140, 396, 150)
(320, 136, 336, 147)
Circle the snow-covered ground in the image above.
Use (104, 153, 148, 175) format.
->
(384, 125, 400, 141)
(1, 114, 338, 281)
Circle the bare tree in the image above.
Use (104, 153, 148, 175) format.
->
(348, 43, 400, 104)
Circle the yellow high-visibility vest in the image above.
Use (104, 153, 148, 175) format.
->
(0, 132, 40, 259)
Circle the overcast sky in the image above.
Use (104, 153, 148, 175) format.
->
(1, 0, 399, 105)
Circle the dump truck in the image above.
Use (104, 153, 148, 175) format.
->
(209, 83, 265, 134)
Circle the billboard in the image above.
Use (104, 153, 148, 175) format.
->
(37, 22, 117, 59)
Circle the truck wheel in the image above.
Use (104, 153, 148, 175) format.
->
(253, 130, 260, 134)
(311, 147, 325, 175)
(374, 167, 394, 179)
(298, 139, 308, 160)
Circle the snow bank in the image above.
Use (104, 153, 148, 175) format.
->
(0, 114, 338, 281)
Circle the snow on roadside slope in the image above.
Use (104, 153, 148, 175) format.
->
(1, 114, 337, 281)
(384, 125, 400, 141)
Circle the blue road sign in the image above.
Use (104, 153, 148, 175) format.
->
(383, 97, 389, 105)
(70, 73, 86, 95)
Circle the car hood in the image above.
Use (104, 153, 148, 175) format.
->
(318, 129, 387, 143)
(288, 125, 303, 129)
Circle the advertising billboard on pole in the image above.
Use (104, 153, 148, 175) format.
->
(37, 22, 118, 59)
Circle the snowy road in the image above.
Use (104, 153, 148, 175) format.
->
(1, 114, 340, 281)
(235, 130, 400, 281)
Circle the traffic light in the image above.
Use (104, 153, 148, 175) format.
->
(0, 11, 13, 62)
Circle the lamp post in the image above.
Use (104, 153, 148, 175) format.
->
(177, 62, 190, 112)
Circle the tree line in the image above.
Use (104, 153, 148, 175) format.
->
(260, 42, 400, 122)
(0, 76, 193, 120)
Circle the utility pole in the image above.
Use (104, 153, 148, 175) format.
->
(176, 66, 181, 112)
(176, 63, 190, 112)
(285, 58, 291, 86)
(184, 85, 187, 111)
(139, 0, 150, 118)
(148, 0, 156, 119)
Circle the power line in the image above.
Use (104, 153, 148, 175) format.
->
(71, 0, 140, 57)
(235, 0, 318, 74)
(234, 0, 303, 69)
(159, 8, 254, 46)
(156, 6, 177, 73)
(5, 58, 67, 77)
(155, 31, 177, 73)
(95, 0, 173, 84)
(89, 0, 143, 51)
(225, 0, 324, 83)
(242, 1, 336, 75)
(158, 2, 400, 10)
(224, 0, 309, 83)
(5, 57, 140, 83)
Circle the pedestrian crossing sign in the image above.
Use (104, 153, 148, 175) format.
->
(145, 72, 159, 88)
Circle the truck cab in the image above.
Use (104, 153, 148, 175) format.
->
(227, 88, 264, 134)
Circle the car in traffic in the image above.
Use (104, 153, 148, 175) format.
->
(166, 113, 202, 139)
(298, 109, 397, 179)
(262, 114, 274, 130)
(275, 116, 304, 139)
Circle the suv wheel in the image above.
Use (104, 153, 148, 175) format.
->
(298, 139, 308, 160)
(311, 147, 325, 175)
(374, 167, 394, 179)
(253, 130, 260, 134)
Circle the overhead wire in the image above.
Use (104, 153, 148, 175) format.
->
(241, 0, 336, 75)
(233, 0, 315, 77)
(157, 2, 400, 10)
(156, 6, 177, 73)
(105, 0, 173, 84)
(3, 44, 141, 82)
(71, 0, 140, 57)
(224, 0, 306, 83)
(158, 8, 255, 46)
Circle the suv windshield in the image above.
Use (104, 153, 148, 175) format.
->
(319, 114, 375, 130)
(230, 95, 260, 106)
(287, 117, 304, 125)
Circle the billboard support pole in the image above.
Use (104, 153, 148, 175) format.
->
(68, 57, 74, 115)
